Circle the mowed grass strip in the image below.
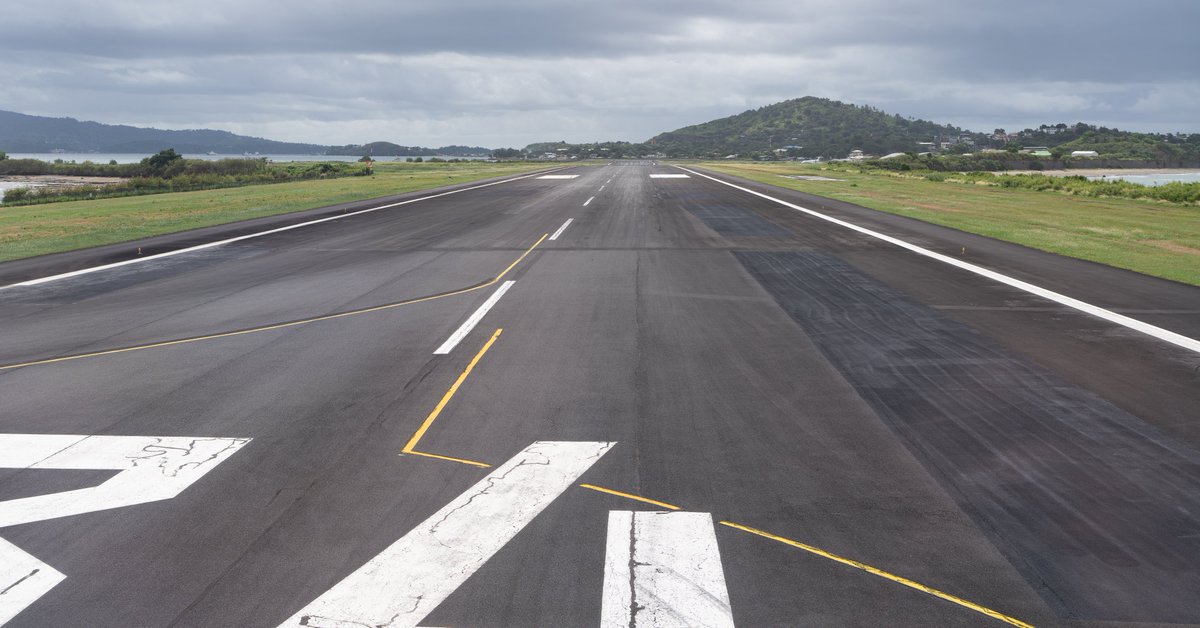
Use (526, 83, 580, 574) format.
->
(697, 162, 1200, 287)
(0, 161, 551, 262)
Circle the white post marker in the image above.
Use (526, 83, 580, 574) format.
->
(278, 440, 615, 628)
(676, 165, 1200, 355)
(601, 511, 734, 628)
(433, 280, 515, 354)
(549, 219, 574, 241)
(0, 537, 65, 626)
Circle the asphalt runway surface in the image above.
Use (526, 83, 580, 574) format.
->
(1, 162, 1198, 627)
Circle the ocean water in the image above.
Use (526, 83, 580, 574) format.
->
(1086, 172, 1200, 186)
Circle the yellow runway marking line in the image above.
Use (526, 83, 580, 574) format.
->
(0, 235, 548, 372)
(718, 520, 1034, 628)
(578, 483, 682, 510)
(401, 328, 503, 458)
(404, 450, 491, 468)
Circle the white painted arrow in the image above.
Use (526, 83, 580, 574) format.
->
(278, 440, 614, 628)
(0, 434, 250, 528)
(0, 433, 250, 626)
(0, 537, 64, 626)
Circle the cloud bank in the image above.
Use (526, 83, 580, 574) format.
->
(3, 0, 1197, 146)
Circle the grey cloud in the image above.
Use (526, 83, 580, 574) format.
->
(1, 0, 1197, 147)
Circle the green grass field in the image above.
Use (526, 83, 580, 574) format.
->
(0, 161, 552, 262)
(696, 162, 1200, 286)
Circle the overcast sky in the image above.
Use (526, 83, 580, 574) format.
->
(3, 0, 1197, 147)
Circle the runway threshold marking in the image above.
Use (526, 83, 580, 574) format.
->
(433, 281, 514, 355)
(719, 521, 1033, 627)
(602, 511, 734, 628)
(676, 165, 1200, 355)
(0, 235, 547, 373)
(2, 168, 565, 290)
(279, 441, 615, 628)
(549, 218, 574, 241)
(401, 329, 502, 468)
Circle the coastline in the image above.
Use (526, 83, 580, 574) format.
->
(1003, 168, 1200, 177)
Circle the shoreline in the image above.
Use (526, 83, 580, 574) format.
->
(1003, 168, 1200, 177)
(0, 174, 128, 186)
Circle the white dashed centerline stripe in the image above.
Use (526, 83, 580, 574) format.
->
(549, 219, 574, 241)
(2, 168, 565, 290)
(598, 185, 605, 192)
(278, 441, 615, 628)
(583, 196, 595, 207)
(676, 165, 1200, 355)
(601, 511, 734, 628)
(433, 281, 515, 354)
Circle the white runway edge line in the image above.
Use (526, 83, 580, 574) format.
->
(649, 174, 690, 179)
(538, 174, 580, 180)
(0, 537, 65, 626)
(676, 166, 1200, 355)
(1, 168, 566, 290)
(549, 218, 574, 241)
(278, 441, 615, 628)
(601, 511, 734, 628)
(583, 196, 595, 207)
(433, 281, 515, 354)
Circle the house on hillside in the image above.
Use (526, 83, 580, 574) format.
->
(848, 149, 866, 160)
(1071, 150, 1099, 158)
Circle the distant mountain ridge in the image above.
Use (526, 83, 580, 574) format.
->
(0, 110, 489, 156)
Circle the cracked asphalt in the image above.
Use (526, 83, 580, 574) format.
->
(1, 162, 1199, 627)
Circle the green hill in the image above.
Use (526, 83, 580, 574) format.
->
(647, 97, 980, 159)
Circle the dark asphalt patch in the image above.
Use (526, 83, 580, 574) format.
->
(736, 250, 1200, 624)
(685, 203, 790, 237)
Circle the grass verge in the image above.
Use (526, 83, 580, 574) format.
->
(694, 161, 1200, 287)
(0, 161, 552, 262)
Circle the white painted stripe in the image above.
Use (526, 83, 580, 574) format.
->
(549, 218, 574, 241)
(677, 166, 1200, 355)
(433, 281, 515, 354)
(538, 174, 579, 180)
(278, 441, 615, 628)
(599, 185, 605, 192)
(601, 511, 734, 628)
(650, 174, 690, 179)
(1, 169, 564, 290)
(0, 434, 250, 527)
(0, 537, 65, 625)
(583, 196, 595, 207)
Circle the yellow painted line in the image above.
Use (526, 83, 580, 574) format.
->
(0, 234, 548, 373)
(578, 483, 682, 510)
(718, 520, 1034, 628)
(404, 450, 491, 468)
(402, 328, 503, 455)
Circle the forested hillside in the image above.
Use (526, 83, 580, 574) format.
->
(646, 97, 982, 158)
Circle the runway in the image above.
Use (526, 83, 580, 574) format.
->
(1, 162, 1198, 627)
